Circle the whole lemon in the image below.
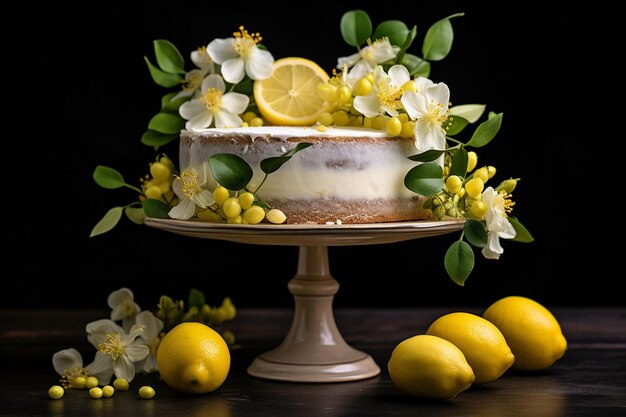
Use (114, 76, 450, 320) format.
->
(426, 312, 515, 384)
(483, 296, 567, 371)
(157, 322, 230, 394)
(388, 334, 475, 399)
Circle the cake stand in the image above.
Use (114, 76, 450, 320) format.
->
(144, 218, 463, 383)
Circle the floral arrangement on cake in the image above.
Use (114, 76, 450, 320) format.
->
(92, 10, 533, 284)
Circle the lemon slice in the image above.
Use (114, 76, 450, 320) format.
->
(254, 57, 330, 126)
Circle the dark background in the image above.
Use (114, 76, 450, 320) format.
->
(7, 2, 599, 309)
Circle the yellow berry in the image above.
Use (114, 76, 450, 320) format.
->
(467, 151, 478, 172)
(332, 110, 350, 126)
(157, 181, 170, 194)
(446, 175, 462, 194)
(487, 166, 496, 179)
(139, 386, 155, 399)
(150, 162, 171, 182)
(197, 209, 223, 222)
(456, 188, 466, 198)
(159, 155, 174, 170)
(227, 215, 243, 224)
(145, 185, 162, 200)
(353, 78, 372, 96)
(401, 80, 416, 92)
(497, 178, 518, 193)
(351, 115, 363, 126)
(469, 201, 488, 218)
(363, 117, 374, 128)
(223, 197, 242, 218)
(243, 111, 257, 123)
(85, 376, 99, 389)
(222, 330, 236, 346)
(443, 166, 450, 177)
(113, 378, 129, 391)
(213, 186, 230, 205)
(398, 113, 409, 123)
(221, 297, 237, 320)
(244, 205, 265, 224)
(266, 208, 287, 224)
(335, 85, 351, 104)
(465, 178, 485, 198)
(474, 167, 489, 183)
(364, 73, 375, 83)
(89, 387, 103, 399)
(372, 115, 388, 130)
(48, 385, 64, 399)
(386, 117, 402, 136)
(102, 385, 114, 397)
(401, 121, 415, 138)
(317, 83, 337, 102)
(241, 122, 249, 127)
(317, 112, 334, 126)
(316, 124, 327, 132)
(250, 117, 263, 127)
(74, 376, 87, 389)
(238, 192, 255, 209)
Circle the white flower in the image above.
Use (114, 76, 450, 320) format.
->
(401, 79, 451, 152)
(134, 311, 164, 373)
(353, 65, 410, 117)
(86, 319, 149, 384)
(169, 166, 215, 220)
(108, 287, 140, 331)
(208, 26, 274, 84)
(52, 348, 107, 389)
(191, 45, 214, 72)
(179, 74, 249, 130)
(338, 38, 399, 71)
(481, 187, 517, 260)
(171, 46, 216, 101)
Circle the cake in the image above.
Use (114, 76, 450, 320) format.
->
(180, 126, 432, 224)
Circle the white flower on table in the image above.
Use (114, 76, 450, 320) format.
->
(108, 287, 140, 332)
(481, 187, 517, 260)
(52, 348, 104, 389)
(85, 319, 149, 384)
(337, 38, 399, 71)
(168, 166, 215, 220)
(178, 74, 249, 129)
(353, 65, 410, 117)
(208, 26, 274, 84)
(134, 311, 164, 373)
(401, 79, 451, 152)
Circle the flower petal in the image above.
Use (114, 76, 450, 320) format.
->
(107, 288, 133, 310)
(113, 356, 137, 382)
(172, 178, 183, 199)
(202, 74, 226, 93)
(52, 348, 83, 375)
(179, 100, 206, 120)
(337, 52, 360, 69)
(207, 38, 238, 64)
(215, 111, 243, 128)
(401, 91, 429, 120)
(171, 89, 194, 102)
(424, 83, 451, 111)
(168, 197, 196, 220)
(500, 219, 517, 239)
(482, 232, 504, 259)
(191, 48, 212, 69)
(186, 111, 213, 130)
(125, 345, 150, 363)
(140, 354, 159, 373)
(221, 58, 245, 84)
(135, 311, 163, 341)
(191, 189, 215, 208)
(353, 93, 381, 118)
(86, 320, 124, 338)
(369, 39, 399, 64)
(91, 368, 114, 385)
(245, 48, 274, 80)
(388, 65, 410, 87)
(221, 92, 249, 115)
(414, 76, 435, 92)
(414, 120, 446, 152)
(86, 352, 113, 375)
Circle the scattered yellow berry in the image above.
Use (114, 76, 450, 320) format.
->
(386, 117, 402, 136)
(139, 386, 156, 399)
(400, 121, 415, 138)
(157, 181, 170, 194)
(446, 175, 462, 194)
(335, 85, 351, 104)
(213, 186, 230, 205)
(113, 378, 129, 391)
(243, 111, 257, 123)
(48, 385, 64, 400)
(74, 376, 87, 389)
(250, 117, 264, 127)
(238, 192, 255, 210)
(332, 110, 350, 126)
(372, 115, 388, 130)
(353, 78, 372, 96)
(351, 115, 363, 126)
(266, 208, 287, 224)
(243, 205, 265, 224)
(89, 387, 103, 399)
(102, 385, 115, 397)
(85, 376, 99, 389)
(221, 297, 237, 320)
(150, 162, 171, 182)
(317, 112, 333, 126)
(362, 117, 374, 128)
(467, 151, 478, 172)
(465, 178, 485, 198)
(227, 215, 243, 224)
(316, 124, 327, 132)
(223, 197, 242, 218)
(469, 201, 488, 218)
(145, 185, 162, 200)
(474, 167, 489, 183)
(241, 122, 249, 127)
(398, 113, 409, 123)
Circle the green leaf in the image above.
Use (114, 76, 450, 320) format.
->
(402, 54, 431, 77)
(93, 166, 125, 189)
(449, 104, 486, 123)
(422, 13, 464, 61)
(509, 217, 534, 243)
(372, 20, 409, 46)
(143, 199, 171, 218)
(449, 147, 468, 177)
(445, 240, 474, 285)
(260, 143, 313, 174)
(125, 206, 146, 225)
(466, 113, 503, 148)
(340, 10, 372, 47)
(141, 130, 178, 149)
(188, 288, 206, 310)
(488, 111, 497, 119)
(445, 115, 469, 136)
(464, 219, 487, 248)
(153, 39, 185, 74)
(208, 154, 253, 191)
(144, 56, 183, 88)
(148, 112, 185, 134)
(161, 92, 189, 113)
(404, 162, 444, 196)
(90, 207, 123, 237)
(408, 149, 446, 162)
(253, 199, 272, 211)
(394, 25, 417, 65)
(233, 79, 254, 95)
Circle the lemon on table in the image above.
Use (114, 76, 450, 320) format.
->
(254, 57, 330, 126)
(483, 296, 567, 371)
(426, 312, 515, 384)
(387, 334, 475, 399)
(156, 322, 230, 394)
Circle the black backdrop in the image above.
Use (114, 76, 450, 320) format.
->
(7, 2, 599, 309)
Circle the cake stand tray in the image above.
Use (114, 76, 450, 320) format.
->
(145, 219, 463, 383)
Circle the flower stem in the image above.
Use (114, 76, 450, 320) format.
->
(446, 136, 466, 146)
(123, 183, 143, 194)
(252, 174, 269, 194)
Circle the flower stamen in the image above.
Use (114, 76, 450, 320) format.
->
(200, 88, 223, 112)
(98, 333, 125, 360)
(179, 169, 202, 199)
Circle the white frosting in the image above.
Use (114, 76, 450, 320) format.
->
(185, 126, 390, 138)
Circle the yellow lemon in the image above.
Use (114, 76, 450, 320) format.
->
(254, 57, 330, 126)
(387, 335, 475, 399)
(483, 296, 567, 371)
(156, 322, 230, 394)
(426, 312, 515, 384)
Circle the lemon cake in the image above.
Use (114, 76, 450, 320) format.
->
(180, 126, 432, 224)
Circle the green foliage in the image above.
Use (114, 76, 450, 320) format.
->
(509, 217, 534, 243)
(464, 219, 488, 248)
(93, 166, 125, 189)
(144, 56, 182, 87)
(408, 149, 446, 162)
(141, 130, 178, 150)
(404, 162, 444, 196)
(142, 199, 170, 218)
(188, 288, 206, 310)
(444, 240, 474, 286)
(90, 207, 123, 237)
(148, 112, 186, 135)
(340, 10, 372, 46)
(449, 147, 468, 178)
(394, 26, 417, 67)
(125, 207, 146, 225)
(153, 39, 185, 75)
(422, 13, 464, 61)
(449, 104, 486, 123)
(208, 154, 254, 191)
(445, 116, 469, 136)
(260, 143, 313, 174)
(372, 20, 409, 46)
(402, 54, 431, 77)
(467, 113, 503, 148)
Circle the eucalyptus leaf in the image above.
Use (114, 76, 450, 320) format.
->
(395, 25, 417, 65)
(142, 199, 171, 218)
(509, 217, 534, 243)
(125, 206, 146, 225)
(373, 20, 409, 46)
(161, 92, 189, 113)
(93, 166, 125, 189)
(90, 207, 123, 237)
(340, 10, 372, 47)
(444, 240, 474, 285)
(422, 13, 464, 61)
(209, 154, 253, 191)
(464, 219, 487, 248)
(154, 39, 185, 74)
(466, 113, 503, 148)
(445, 115, 469, 136)
(260, 143, 313, 174)
(148, 112, 185, 134)
(402, 54, 431, 78)
(141, 130, 178, 149)
(449, 104, 486, 123)
(144, 56, 183, 88)
(404, 162, 443, 196)
(188, 288, 206, 310)
(449, 147, 468, 177)
(408, 149, 446, 162)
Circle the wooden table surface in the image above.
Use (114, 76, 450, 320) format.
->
(1, 308, 625, 416)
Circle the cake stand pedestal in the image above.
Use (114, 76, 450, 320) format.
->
(144, 219, 463, 383)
